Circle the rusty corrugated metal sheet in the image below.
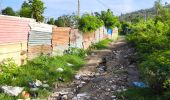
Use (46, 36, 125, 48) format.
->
(0, 15, 33, 43)
(0, 42, 27, 65)
(28, 45, 52, 59)
(52, 27, 70, 55)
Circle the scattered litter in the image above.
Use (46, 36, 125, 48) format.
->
(22, 91, 30, 99)
(30, 88, 39, 91)
(75, 75, 81, 80)
(35, 80, 42, 87)
(67, 63, 74, 67)
(1, 86, 24, 96)
(133, 82, 148, 88)
(56, 68, 64, 72)
(42, 84, 49, 88)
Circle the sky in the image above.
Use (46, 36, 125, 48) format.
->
(1, 0, 170, 18)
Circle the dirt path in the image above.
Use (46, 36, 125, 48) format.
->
(48, 39, 139, 100)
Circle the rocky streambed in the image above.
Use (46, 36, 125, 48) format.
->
(48, 39, 139, 100)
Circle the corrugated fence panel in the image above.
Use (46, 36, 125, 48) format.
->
(52, 27, 70, 55)
(28, 31, 52, 45)
(28, 22, 52, 59)
(0, 15, 33, 43)
(0, 42, 27, 65)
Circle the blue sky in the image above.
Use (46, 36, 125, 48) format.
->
(1, 0, 170, 18)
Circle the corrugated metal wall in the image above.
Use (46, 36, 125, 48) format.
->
(0, 15, 33, 43)
(0, 15, 33, 65)
(70, 29, 83, 48)
(28, 23, 52, 59)
(52, 27, 70, 55)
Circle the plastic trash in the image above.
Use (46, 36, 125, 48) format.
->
(1, 86, 24, 96)
(56, 68, 64, 72)
(133, 82, 148, 88)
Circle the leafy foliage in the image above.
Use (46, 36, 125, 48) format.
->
(126, 0, 170, 95)
(78, 14, 103, 32)
(19, 1, 32, 18)
(92, 39, 113, 50)
(47, 17, 55, 25)
(55, 14, 79, 28)
(18, 0, 46, 22)
(2, 7, 16, 16)
(96, 9, 120, 28)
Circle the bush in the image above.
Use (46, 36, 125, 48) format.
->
(92, 39, 113, 50)
(0, 54, 85, 99)
(140, 51, 170, 93)
(78, 14, 103, 32)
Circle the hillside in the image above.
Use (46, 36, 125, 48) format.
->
(120, 4, 170, 22)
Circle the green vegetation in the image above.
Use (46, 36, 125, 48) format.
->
(55, 14, 79, 28)
(125, 0, 170, 98)
(0, 52, 85, 99)
(1, 7, 16, 16)
(95, 9, 120, 29)
(78, 13, 104, 32)
(91, 39, 113, 50)
(118, 88, 163, 100)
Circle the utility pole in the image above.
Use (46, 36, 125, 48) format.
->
(78, 0, 80, 17)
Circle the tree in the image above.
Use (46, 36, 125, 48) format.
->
(19, 0, 46, 22)
(19, 1, 32, 18)
(95, 9, 120, 28)
(47, 18, 55, 25)
(78, 13, 103, 32)
(31, 0, 46, 22)
(2, 7, 16, 16)
(55, 14, 79, 28)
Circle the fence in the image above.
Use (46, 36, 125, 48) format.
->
(0, 15, 118, 65)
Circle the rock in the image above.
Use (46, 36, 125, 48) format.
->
(128, 65, 135, 68)
(56, 68, 64, 72)
(75, 75, 81, 80)
(92, 77, 105, 83)
(72, 96, 78, 100)
(77, 92, 88, 97)
(111, 95, 116, 99)
(62, 95, 68, 100)
(1, 86, 24, 96)
(42, 84, 49, 88)
(35, 80, 42, 87)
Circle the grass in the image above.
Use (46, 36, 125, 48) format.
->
(117, 87, 170, 100)
(92, 39, 113, 50)
(0, 54, 85, 99)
